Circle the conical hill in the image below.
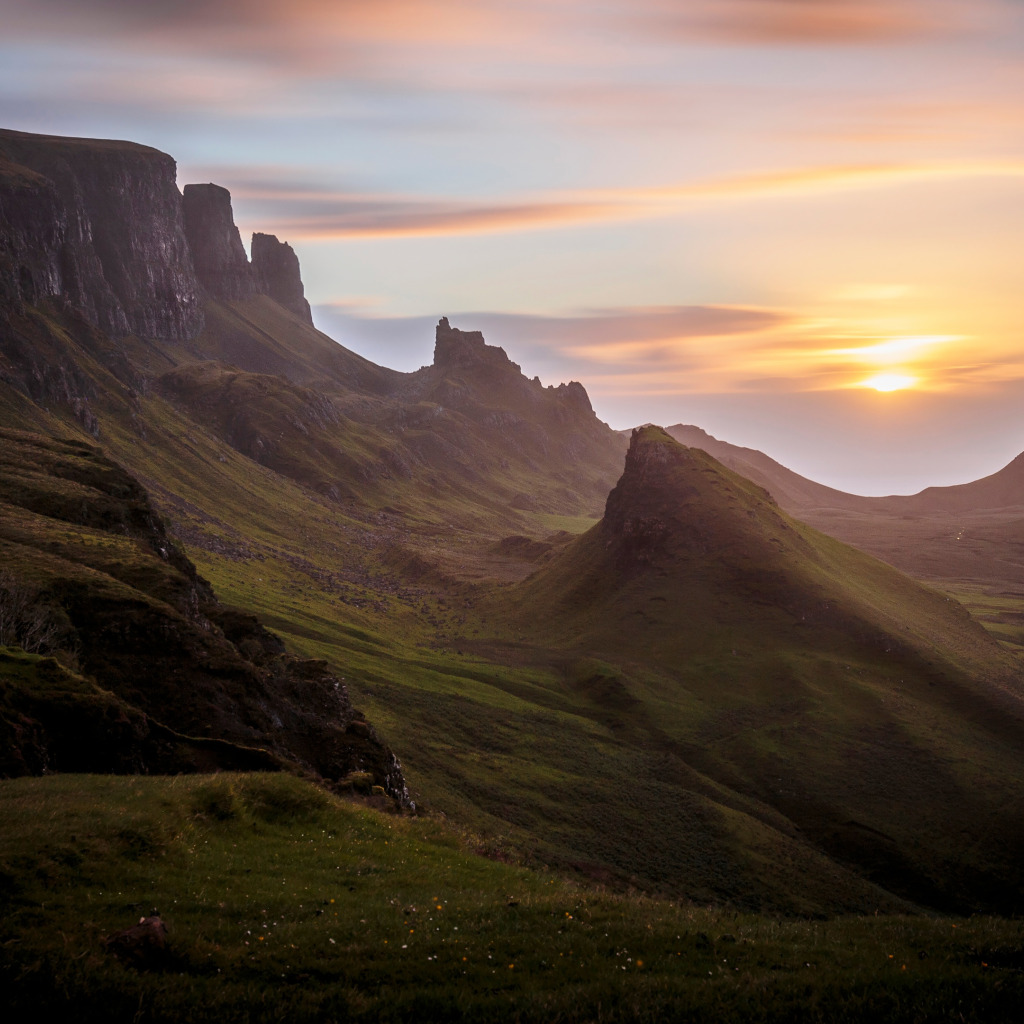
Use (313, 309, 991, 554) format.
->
(500, 426, 1024, 911)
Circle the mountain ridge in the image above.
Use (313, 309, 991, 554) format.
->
(2, 126, 1024, 916)
(665, 422, 1024, 513)
(664, 424, 1024, 598)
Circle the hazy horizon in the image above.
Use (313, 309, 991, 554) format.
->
(3, 0, 1023, 494)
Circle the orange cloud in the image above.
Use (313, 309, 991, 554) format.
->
(3, 1, 533, 59)
(627, 0, 964, 45)
(273, 200, 626, 239)
(229, 160, 1024, 240)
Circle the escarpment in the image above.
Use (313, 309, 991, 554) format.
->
(182, 183, 258, 303)
(0, 129, 204, 341)
(251, 231, 312, 322)
(0, 129, 314, 340)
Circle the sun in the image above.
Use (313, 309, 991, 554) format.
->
(859, 373, 917, 392)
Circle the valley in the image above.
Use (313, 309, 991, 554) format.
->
(2, 127, 1023, 1019)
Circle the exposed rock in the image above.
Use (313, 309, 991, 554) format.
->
(434, 316, 518, 372)
(105, 915, 170, 970)
(553, 379, 593, 417)
(0, 129, 203, 341)
(0, 428, 410, 804)
(182, 183, 256, 301)
(251, 231, 312, 322)
(0, 156, 65, 310)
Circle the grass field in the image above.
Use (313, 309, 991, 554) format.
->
(2, 772, 1022, 1024)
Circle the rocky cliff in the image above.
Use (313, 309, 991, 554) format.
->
(182, 183, 257, 302)
(0, 128, 316, 340)
(0, 427, 410, 802)
(181, 187, 312, 320)
(251, 231, 313, 322)
(0, 129, 204, 341)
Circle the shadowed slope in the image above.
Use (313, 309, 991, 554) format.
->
(0, 428, 408, 799)
(506, 427, 1024, 912)
(666, 423, 1024, 605)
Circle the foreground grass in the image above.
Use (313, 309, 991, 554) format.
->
(1, 774, 1021, 1023)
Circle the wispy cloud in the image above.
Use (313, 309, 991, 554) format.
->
(312, 304, 792, 380)
(227, 160, 1024, 240)
(1, 1, 542, 68)
(624, 0, 966, 46)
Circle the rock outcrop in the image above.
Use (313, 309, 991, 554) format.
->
(0, 129, 316, 339)
(251, 231, 312, 322)
(0, 129, 204, 341)
(0, 427, 410, 803)
(182, 183, 257, 302)
(434, 316, 516, 372)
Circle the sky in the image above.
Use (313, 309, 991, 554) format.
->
(3, 0, 1024, 494)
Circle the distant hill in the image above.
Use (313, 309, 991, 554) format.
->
(665, 423, 1024, 514)
(665, 424, 1024, 596)
(663, 423, 862, 511)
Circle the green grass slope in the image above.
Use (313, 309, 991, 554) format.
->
(2, 772, 1022, 1024)
(4, 282, 1024, 916)
(499, 427, 1024, 913)
(0, 427, 406, 796)
(666, 424, 1024, 623)
(160, 305, 625, 529)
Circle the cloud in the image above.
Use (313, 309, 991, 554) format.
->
(625, 0, 965, 46)
(223, 160, 1024, 240)
(312, 303, 795, 385)
(270, 198, 628, 239)
(1, 1, 536, 63)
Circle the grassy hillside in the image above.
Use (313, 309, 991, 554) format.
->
(0, 427, 406, 794)
(2, 293, 1024, 916)
(666, 424, 1024, 639)
(496, 428, 1024, 912)
(2, 772, 1022, 1024)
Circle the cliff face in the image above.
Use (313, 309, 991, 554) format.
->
(251, 231, 312, 322)
(181, 188, 312, 321)
(0, 129, 316, 341)
(433, 316, 512, 372)
(0, 129, 204, 341)
(182, 183, 257, 302)
(0, 156, 66, 309)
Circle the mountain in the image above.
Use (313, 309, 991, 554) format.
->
(663, 423, 861, 511)
(666, 422, 1024, 515)
(2, 127, 1024, 917)
(499, 427, 1024, 911)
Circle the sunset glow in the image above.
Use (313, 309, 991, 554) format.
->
(859, 373, 919, 392)
(4, 0, 1024, 493)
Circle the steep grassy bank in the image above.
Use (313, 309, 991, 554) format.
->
(2, 773, 1022, 1024)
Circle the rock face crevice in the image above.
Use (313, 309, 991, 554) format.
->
(0, 129, 204, 341)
